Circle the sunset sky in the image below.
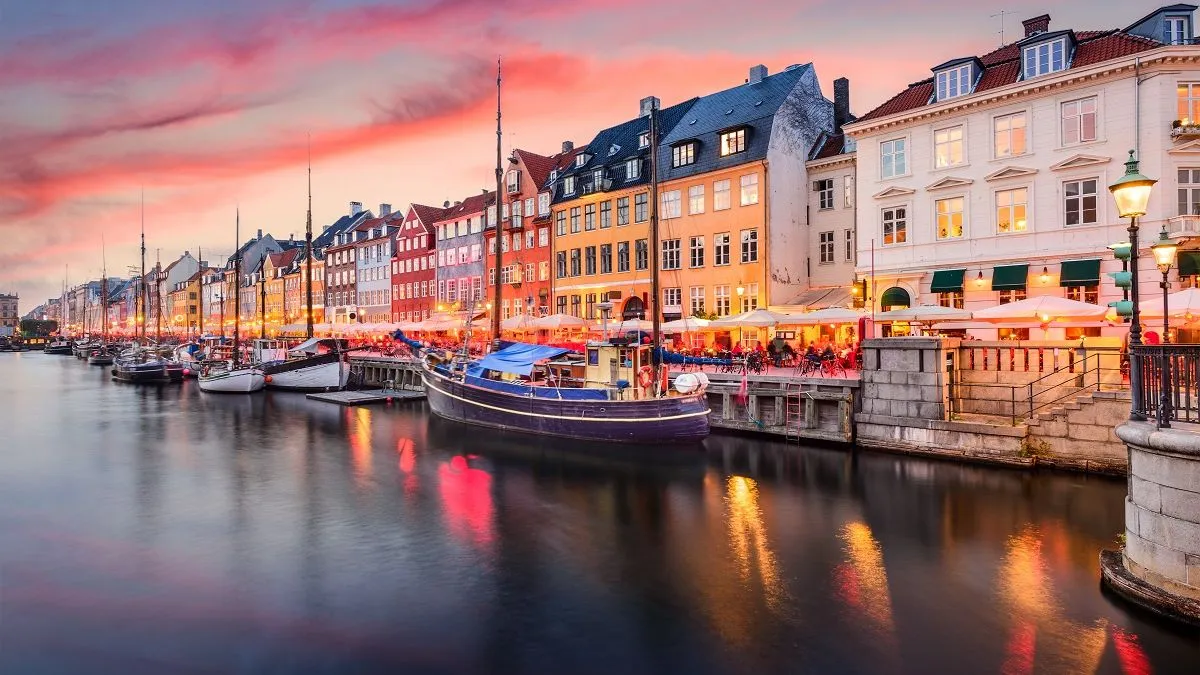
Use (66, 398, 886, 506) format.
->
(0, 0, 1149, 307)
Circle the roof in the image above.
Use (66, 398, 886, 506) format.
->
(514, 149, 558, 190)
(809, 132, 852, 161)
(1125, 4, 1197, 32)
(409, 203, 450, 226)
(312, 210, 372, 250)
(268, 248, 301, 269)
(434, 191, 494, 223)
(659, 64, 824, 181)
(856, 26, 1168, 123)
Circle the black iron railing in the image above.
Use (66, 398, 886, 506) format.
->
(1131, 345, 1200, 427)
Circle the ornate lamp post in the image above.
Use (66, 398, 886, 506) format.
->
(1151, 226, 1178, 428)
(1108, 150, 1157, 421)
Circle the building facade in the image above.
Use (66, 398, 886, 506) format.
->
(803, 129, 859, 309)
(354, 208, 399, 324)
(435, 192, 490, 314)
(1, 293, 19, 334)
(392, 203, 445, 322)
(845, 7, 1200, 339)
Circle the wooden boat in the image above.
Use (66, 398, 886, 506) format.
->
(44, 338, 73, 355)
(87, 344, 120, 366)
(197, 359, 265, 393)
(112, 348, 170, 384)
(258, 338, 351, 392)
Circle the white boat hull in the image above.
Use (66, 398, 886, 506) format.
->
(265, 360, 348, 392)
(198, 367, 266, 393)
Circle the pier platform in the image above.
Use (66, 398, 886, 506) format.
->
(306, 389, 426, 406)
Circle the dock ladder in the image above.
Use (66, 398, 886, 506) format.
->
(783, 382, 809, 441)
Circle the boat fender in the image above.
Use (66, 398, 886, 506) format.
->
(638, 366, 654, 389)
(264, 375, 273, 384)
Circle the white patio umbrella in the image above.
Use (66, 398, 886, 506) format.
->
(1140, 287, 1200, 319)
(874, 304, 973, 323)
(607, 318, 653, 333)
(972, 296, 1108, 322)
(661, 316, 714, 332)
(710, 308, 789, 328)
(501, 314, 538, 331)
(532, 313, 590, 330)
(780, 307, 864, 325)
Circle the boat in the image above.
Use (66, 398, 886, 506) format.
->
(87, 343, 120, 366)
(257, 338, 352, 392)
(44, 338, 73, 355)
(112, 348, 170, 384)
(198, 209, 264, 394)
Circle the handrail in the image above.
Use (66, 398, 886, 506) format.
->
(1130, 344, 1200, 427)
(949, 352, 1121, 425)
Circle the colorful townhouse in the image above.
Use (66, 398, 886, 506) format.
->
(282, 247, 323, 327)
(435, 192, 491, 313)
(354, 204, 399, 324)
(844, 7, 1200, 340)
(322, 202, 375, 324)
(485, 145, 578, 318)
(264, 248, 300, 333)
(392, 203, 446, 322)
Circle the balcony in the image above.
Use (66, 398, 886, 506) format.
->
(1166, 214, 1200, 236)
(1170, 119, 1200, 140)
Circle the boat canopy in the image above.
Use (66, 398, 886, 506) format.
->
(468, 342, 572, 377)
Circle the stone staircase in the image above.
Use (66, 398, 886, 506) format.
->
(1023, 390, 1131, 474)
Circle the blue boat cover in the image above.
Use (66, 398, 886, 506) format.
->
(464, 374, 609, 400)
(469, 342, 572, 377)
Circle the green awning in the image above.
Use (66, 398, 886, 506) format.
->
(1179, 251, 1200, 277)
(879, 286, 910, 308)
(991, 264, 1029, 291)
(1059, 259, 1101, 287)
(929, 269, 966, 293)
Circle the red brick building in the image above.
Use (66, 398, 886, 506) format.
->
(391, 203, 446, 322)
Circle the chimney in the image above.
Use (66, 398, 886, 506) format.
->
(444, 200, 451, 208)
(379, 203, 392, 217)
(748, 64, 768, 84)
(1022, 14, 1050, 37)
(350, 201, 363, 216)
(639, 96, 660, 118)
(561, 140, 574, 153)
(257, 229, 263, 239)
(833, 77, 852, 130)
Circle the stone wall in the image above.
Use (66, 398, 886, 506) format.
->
(1118, 421, 1200, 602)
(1025, 391, 1129, 474)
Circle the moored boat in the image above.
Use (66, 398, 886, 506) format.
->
(87, 344, 120, 366)
(112, 349, 170, 384)
(197, 360, 266, 393)
(258, 338, 351, 392)
(44, 338, 73, 355)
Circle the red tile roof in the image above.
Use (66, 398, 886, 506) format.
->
(858, 29, 1164, 123)
(514, 149, 557, 189)
(410, 203, 449, 226)
(436, 191, 494, 222)
(268, 248, 300, 269)
(811, 133, 848, 160)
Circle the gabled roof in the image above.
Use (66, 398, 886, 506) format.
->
(514, 149, 558, 190)
(809, 132, 851, 161)
(312, 210, 372, 251)
(409, 203, 450, 227)
(434, 191, 494, 223)
(268, 248, 301, 269)
(857, 25, 1167, 123)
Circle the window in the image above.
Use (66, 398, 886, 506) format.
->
(1063, 179, 1098, 226)
(525, 230, 535, 250)
(570, 249, 581, 276)
(617, 197, 630, 226)
(511, 200, 523, 228)
(569, 206, 581, 233)
(844, 175, 854, 208)
(539, 261, 549, 281)
(626, 158, 641, 181)
(575, 154, 587, 168)
(936, 197, 965, 239)
(1179, 169, 1200, 215)
(585, 246, 597, 275)
(635, 239, 649, 270)
(662, 239, 681, 270)
(720, 129, 746, 156)
(591, 168, 604, 191)
(933, 126, 964, 168)
(618, 241, 630, 272)
(634, 193, 648, 222)
(993, 112, 1027, 158)
(556, 251, 567, 278)
(880, 138, 907, 178)
(638, 132, 650, 149)
(1179, 83, 1200, 124)
(819, 231, 834, 264)
(690, 286, 705, 315)
(506, 169, 521, 193)
(557, 296, 567, 314)
(1166, 16, 1189, 45)
(714, 233, 731, 266)
(511, 234, 521, 253)
(938, 291, 965, 309)
(995, 188, 1028, 233)
(814, 179, 834, 209)
(740, 229, 758, 263)
(571, 295, 581, 316)
(882, 207, 907, 246)
(1061, 97, 1097, 145)
(714, 285, 731, 316)
(564, 176, 576, 195)
(539, 228, 549, 247)
(844, 229, 854, 262)
(459, 246, 469, 263)
(473, 276, 482, 300)
(662, 190, 681, 219)
(936, 63, 973, 101)
(1066, 284, 1099, 304)
(446, 278, 457, 302)
(538, 192, 551, 216)
(672, 143, 695, 167)
(689, 236, 704, 268)
(998, 289, 1027, 304)
(1023, 38, 1066, 79)
(525, 198, 535, 218)
(714, 179, 731, 210)
(556, 211, 566, 236)
(688, 185, 705, 215)
(585, 293, 597, 319)
(584, 204, 596, 231)
(740, 174, 759, 206)
(600, 243, 612, 273)
(663, 287, 681, 312)
(600, 200, 612, 228)
(742, 283, 759, 312)
(500, 235, 509, 254)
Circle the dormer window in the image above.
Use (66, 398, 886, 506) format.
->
(935, 63, 975, 101)
(672, 142, 696, 167)
(608, 143, 621, 156)
(638, 132, 650, 149)
(1165, 16, 1189, 45)
(625, 158, 641, 181)
(719, 129, 746, 156)
(1022, 37, 1067, 79)
(574, 154, 587, 168)
(592, 168, 604, 188)
(563, 176, 576, 195)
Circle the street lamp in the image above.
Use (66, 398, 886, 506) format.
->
(1109, 150, 1157, 421)
(1151, 225, 1178, 429)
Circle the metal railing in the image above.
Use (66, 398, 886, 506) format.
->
(1131, 345, 1200, 427)
(949, 353, 1123, 425)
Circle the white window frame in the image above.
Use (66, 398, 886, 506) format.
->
(1022, 37, 1067, 79)
(935, 63, 973, 101)
(672, 143, 695, 167)
(713, 179, 731, 211)
(720, 129, 746, 156)
(844, 229, 854, 262)
(1060, 96, 1098, 146)
(661, 238, 681, 271)
(880, 137, 907, 179)
(933, 125, 965, 169)
(661, 190, 682, 219)
(995, 187, 1029, 234)
(689, 235, 704, 268)
(1165, 16, 1189, 45)
(1178, 82, 1200, 124)
(935, 196, 966, 240)
(881, 206, 907, 246)
(625, 158, 641, 181)
(739, 173, 759, 206)
(1064, 178, 1099, 226)
(818, 231, 835, 264)
(714, 233, 731, 266)
(993, 111, 1028, 159)
(688, 185, 705, 215)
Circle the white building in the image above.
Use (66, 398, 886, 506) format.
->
(354, 205, 398, 324)
(844, 7, 1200, 339)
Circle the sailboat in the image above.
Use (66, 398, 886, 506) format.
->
(88, 238, 118, 366)
(114, 195, 171, 384)
(416, 61, 710, 443)
(199, 210, 266, 393)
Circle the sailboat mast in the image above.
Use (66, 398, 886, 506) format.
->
(305, 137, 315, 339)
(155, 249, 162, 342)
(140, 190, 146, 343)
(260, 263, 266, 340)
(234, 210, 241, 367)
(648, 102, 662, 380)
(490, 57, 504, 346)
(101, 235, 108, 343)
(198, 246, 204, 337)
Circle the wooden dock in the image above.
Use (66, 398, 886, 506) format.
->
(306, 389, 426, 406)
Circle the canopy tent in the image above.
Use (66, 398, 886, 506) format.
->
(972, 295, 1108, 322)
(780, 307, 863, 325)
(661, 317, 714, 332)
(467, 343, 572, 377)
(710, 308, 790, 328)
(787, 286, 855, 310)
(874, 304, 973, 323)
(1139, 288, 1200, 319)
(501, 314, 539, 331)
(531, 313, 590, 330)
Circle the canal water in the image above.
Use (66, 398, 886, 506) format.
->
(0, 354, 1197, 674)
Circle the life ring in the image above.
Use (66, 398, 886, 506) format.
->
(638, 366, 654, 389)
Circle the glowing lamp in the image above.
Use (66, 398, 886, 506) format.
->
(1108, 150, 1157, 218)
(1039, 266, 1049, 283)
(736, 285, 745, 296)
(1040, 313, 1051, 323)
(975, 270, 985, 286)
(1150, 227, 1178, 274)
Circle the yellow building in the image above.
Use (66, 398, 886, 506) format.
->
(168, 271, 202, 336)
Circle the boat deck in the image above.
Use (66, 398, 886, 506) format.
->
(305, 389, 426, 406)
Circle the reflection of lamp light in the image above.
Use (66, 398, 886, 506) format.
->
(1040, 266, 1049, 283)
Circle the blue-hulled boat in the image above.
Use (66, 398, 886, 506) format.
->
(418, 341, 710, 444)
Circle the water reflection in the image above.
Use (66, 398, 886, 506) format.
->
(834, 522, 896, 641)
(346, 407, 373, 484)
(438, 455, 495, 551)
(724, 476, 786, 612)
